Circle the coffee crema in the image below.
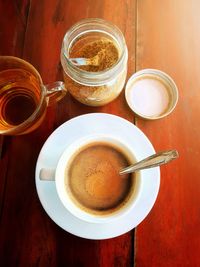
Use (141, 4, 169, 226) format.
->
(65, 142, 135, 215)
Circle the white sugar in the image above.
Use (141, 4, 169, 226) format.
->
(128, 77, 170, 117)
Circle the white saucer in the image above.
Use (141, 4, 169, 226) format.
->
(35, 113, 160, 240)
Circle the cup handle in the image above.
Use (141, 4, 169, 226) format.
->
(39, 168, 55, 181)
(44, 81, 67, 105)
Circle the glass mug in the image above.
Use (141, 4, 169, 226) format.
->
(0, 56, 66, 135)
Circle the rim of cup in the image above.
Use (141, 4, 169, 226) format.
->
(55, 133, 143, 224)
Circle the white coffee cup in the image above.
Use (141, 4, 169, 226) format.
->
(40, 134, 142, 223)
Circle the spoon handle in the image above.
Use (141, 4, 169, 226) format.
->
(68, 58, 89, 66)
(69, 57, 100, 66)
(119, 150, 179, 175)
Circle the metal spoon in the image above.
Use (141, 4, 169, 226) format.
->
(40, 150, 178, 181)
(119, 150, 179, 175)
(68, 49, 106, 66)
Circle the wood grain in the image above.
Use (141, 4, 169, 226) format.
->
(0, 0, 30, 220)
(0, 0, 136, 266)
(0, 0, 30, 57)
(135, 1, 200, 266)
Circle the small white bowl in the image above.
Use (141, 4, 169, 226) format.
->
(125, 69, 178, 120)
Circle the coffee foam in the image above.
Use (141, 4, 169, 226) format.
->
(64, 142, 137, 216)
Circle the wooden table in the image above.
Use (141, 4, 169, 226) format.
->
(1, 1, 200, 266)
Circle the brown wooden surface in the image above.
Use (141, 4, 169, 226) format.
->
(0, 1, 136, 266)
(135, 1, 200, 267)
(0, 0, 200, 266)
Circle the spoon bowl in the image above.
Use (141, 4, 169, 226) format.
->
(68, 49, 106, 66)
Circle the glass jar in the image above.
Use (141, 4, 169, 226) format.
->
(61, 18, 128, 106)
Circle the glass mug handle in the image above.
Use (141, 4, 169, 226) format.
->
(44, 81, 67, 105)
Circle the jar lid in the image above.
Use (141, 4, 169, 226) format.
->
(125, 69, 178, 120)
